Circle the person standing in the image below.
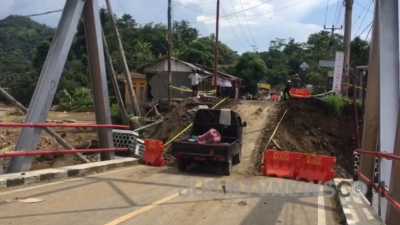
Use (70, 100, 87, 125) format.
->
(292, 74, 301, 88)
(283, 80, 292, 101)
(188, 69, 201, 97)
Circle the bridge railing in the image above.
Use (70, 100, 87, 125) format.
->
(0, 122, 142, 159)
(353, 149, 400, 213)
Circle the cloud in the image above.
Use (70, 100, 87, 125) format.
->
(175, 0, 335, 52)
(0, 0, 338, 53)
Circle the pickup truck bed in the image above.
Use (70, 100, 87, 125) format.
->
(170, 108, 245, 176)
(171, 137, 240, 175)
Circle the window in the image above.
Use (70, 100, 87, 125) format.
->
(140, 87, 145, 101)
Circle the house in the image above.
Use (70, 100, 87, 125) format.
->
(193, 63, 243, 99)
(116, 57, 243, 111)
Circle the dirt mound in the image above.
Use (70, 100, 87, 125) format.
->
(271, 98, 359, 178)
(142, 98, 238, 143)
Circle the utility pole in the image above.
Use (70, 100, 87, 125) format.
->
(323, 25, 342, 92)
(167, 0, 172, 110)
(101, 29, 129, 125)
(213, 0, 220, 97)
(105, 0, 141, 117)
(323, 25, 342, 58)
(343, 0, 353, 96)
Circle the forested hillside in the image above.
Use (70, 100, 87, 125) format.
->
(0, 9, 370, 105)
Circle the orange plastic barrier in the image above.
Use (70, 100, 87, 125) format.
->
(260, 150, 336, 183)
(296, 154, 336, 183)
(261, 150, 299, 179)
(290, 88, 311, 98)
(143, 139, 166, 166)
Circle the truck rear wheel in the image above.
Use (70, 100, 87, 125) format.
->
(177, 159, 187, 172)
(222, 160, 232, 175)
(232, 151, 241, 165)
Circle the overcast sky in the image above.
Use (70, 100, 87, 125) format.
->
(1, 0, 374, 53)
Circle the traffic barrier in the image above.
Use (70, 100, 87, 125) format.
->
(261, 150, 298, 179)
(143, 139, 166, 166)
(290, 88, 311, 98)
(260, 150, 336, 183)
(296, 154, 336, 183)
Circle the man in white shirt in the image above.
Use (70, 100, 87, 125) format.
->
(188, 69, 201, 97)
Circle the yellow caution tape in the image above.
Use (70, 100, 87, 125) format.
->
(311, 90, 334, 97)
(163, 97, 228, 147)
(170, 85, 216, 93)
(261, 108, 289, 164)
(344, 83, 363, 89)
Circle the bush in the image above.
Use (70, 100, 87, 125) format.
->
(321, 94, 360, 115)
(56, 87, 94, 111)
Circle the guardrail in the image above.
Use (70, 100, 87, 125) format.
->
(353, 149, 400, 214)
(0, 148, 128, 158)
(0, 122, 129, 129)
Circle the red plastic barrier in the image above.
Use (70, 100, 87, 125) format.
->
(0, 148, 128, 158)
(0, 122, 129, 129)
(143, 139, 166, 167)
(297, 154, 336, 183)
(290, 88, 311, 98)
(261, 150, 299, 179)
(261, 150, 336, 183)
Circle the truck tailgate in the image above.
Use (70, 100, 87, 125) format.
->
(171, 141, 230, 157)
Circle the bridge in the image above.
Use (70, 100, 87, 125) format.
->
(0, 0, 399, 224)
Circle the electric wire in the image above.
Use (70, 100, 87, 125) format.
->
(229, 0, 251, 46)
(323, 0, 330, 26)
(352, 0, 372, 26)
(239, 0, 257, 46)
(355, 1, 372, 36)
(220, 4, 244, 48)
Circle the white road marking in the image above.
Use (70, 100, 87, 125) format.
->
(317, 186, 327, 225)
(0, 166, 142, 196)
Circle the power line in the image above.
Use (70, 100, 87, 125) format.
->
(357, 21, 373, 37)
(229, 0, 251, 46)
(239, 0, 257, 46)
(365, 23, 372, 41)
(355, 1, 372, 36)
(220, 4, 244, 48)
(332, 0, 340, 25)
(188, 0, 305, 23)
(352, 0, 372, 26)
(20, 10, 62, 18)
(354, 0, 373, 14)
(323, 0, 330, 26)
(335, 2, 343, 26)
(116, 0, 126, 14)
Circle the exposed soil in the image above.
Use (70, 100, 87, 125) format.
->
(141, 97, 239, 166)
(0, 106, 99, 171)
(230, 100, 276, 178)
(269, 98, 359, 178)
(142, 97, 238, 144)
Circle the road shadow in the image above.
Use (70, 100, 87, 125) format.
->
(159, 162, 231, 178)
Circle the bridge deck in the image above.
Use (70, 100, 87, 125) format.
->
(0, 166, 339, 225)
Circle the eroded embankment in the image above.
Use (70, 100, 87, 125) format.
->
(265, 98, 360, 178)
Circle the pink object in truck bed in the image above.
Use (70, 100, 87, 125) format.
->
(197, 128, 221, 144)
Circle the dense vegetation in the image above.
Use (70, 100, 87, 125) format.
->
(0, 10, 370, 106)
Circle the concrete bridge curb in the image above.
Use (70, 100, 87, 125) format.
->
(334, 178, 385, 225)
(0, 158, 139, 189)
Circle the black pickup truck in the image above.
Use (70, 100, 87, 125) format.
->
(171, 108, 246, 175)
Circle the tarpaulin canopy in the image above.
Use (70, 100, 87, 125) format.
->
(211, 77, 232, 87)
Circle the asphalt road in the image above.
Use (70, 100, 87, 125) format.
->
(0, 165, 339, 225)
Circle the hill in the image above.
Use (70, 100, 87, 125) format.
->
(0, 15, 54, 75)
